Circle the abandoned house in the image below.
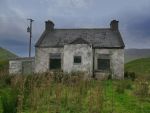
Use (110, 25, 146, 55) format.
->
(9, 20, 125, 79)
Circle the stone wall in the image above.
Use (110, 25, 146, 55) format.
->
(9, 58, 34, 74)
(9, 60, 22, 74)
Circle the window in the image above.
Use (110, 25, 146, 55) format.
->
(97, 59, 110, 70)
(49, 53, 61, 70)
(74, 56, 81, 64)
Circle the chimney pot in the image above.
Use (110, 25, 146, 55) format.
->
(110, 20, 119, 31)
(45, 20, 54, 31)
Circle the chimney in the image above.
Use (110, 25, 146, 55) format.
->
(45, 20, 54, 31)
(110, 20, 119, 31)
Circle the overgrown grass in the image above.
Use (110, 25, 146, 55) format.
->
(0, 71, 150, 113)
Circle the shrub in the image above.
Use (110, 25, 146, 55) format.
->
(124, 71, 136, 81)
(108, 74, 112, 80)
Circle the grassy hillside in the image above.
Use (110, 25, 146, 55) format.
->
(0, 47, 17, 60)
(125, 57, 150, 76)
(0, 47, 17, 69)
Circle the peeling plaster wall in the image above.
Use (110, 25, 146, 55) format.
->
(35, 47, 64, 73)
(111, 49, 124, 79)
(9, 59, 34, 74)
(63, 44, 93, 78)
(9, 60, 22, 74)
(95, 49, 124, 79)
(35, 46, 124, 79)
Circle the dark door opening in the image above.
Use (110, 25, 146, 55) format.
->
(49, 59, 61, 69)
(49, 53, 61, 70)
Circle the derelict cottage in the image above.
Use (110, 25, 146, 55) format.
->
(9, 20, 125, 79)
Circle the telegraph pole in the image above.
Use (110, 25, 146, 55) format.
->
(27, 18, 34, 57)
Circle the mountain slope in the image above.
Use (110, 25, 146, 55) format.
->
(0, 47, 17, 60)
(0, 47, 17, 69)
(125, 58, 150, 76)
(125, 49, 150, 63)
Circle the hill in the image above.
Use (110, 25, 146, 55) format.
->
(125, 49, 150, 63)
(125, 57, 150, 76)
(0, 47, 17, 69)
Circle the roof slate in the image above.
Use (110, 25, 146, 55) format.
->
(35, 28, 125, 48)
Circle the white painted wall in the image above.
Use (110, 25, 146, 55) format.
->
(35, 46, 124, 79)
(63, 44, 93, 78)
(9, 60, 22, 74)
(9, 59, 35, 75)
(95, 49, 124, 79)
(35, 47, 64, 73)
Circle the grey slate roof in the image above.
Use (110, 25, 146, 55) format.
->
(70, 38, 90, 44)
(35, 28, 125, 48)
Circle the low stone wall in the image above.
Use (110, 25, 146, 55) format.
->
(9, 57, 34, 75)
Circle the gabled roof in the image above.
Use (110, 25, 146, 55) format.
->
(70, 38, 89, 44)
(35, 28, 125, 49)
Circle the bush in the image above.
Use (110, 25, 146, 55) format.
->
(1, 90, 18, 113)
(124, 71, 136, 81)
(108, 74, 112, 80)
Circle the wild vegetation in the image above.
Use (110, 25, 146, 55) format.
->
(0, 70, 150, 113)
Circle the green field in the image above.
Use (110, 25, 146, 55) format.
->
(0, 72, 150, 113)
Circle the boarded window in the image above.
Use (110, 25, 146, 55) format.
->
(97, 59, 110, 70)
(74, 56, 81, 64)
(49, 53, 61, 70)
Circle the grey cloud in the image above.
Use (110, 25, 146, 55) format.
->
(0, 0, 150, 56)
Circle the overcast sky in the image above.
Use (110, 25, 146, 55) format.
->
(0, 0, 150, 56)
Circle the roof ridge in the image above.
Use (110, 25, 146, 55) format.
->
(54, 28, 111, 30)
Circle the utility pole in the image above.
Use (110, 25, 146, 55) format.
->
(27, 18, 34, 57)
